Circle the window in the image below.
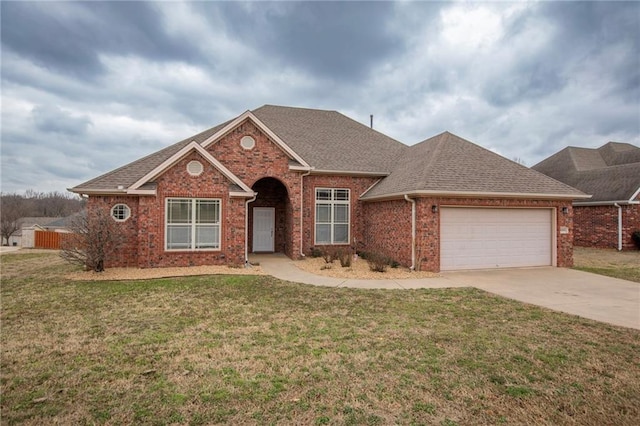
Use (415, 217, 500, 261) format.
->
(315, 188, 350, 244)
(166, 198, 220, 250)
(111, 204, 131, 222)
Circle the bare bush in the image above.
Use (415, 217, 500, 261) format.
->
(60, 210, 123, 272)
(366, 252, 390, 273)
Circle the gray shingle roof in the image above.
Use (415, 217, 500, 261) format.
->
(252, 105, 406, 173)
(362, 132, 586, 200)
(70, 106, 587, 200)
(532, 142, 640, 203)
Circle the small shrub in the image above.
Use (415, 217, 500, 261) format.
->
(310, 247, 323, 258)
(390, 260, 400, 268)
(632, 231, 640, 250)
(367, 252, 390, 273)
(320, 264, 332, 270)
(336, 248, 352, 268)
(321, 247, 335, 264)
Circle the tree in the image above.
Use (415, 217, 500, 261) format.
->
(0, 193, 27, 245)
(60, 210, 123, 272)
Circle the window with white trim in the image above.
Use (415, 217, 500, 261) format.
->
(315, 188, 350, 244)
(111, 204, 131, 222)
(166, 198, 221, 250)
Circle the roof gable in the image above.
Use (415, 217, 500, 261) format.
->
(129, 141, 253, 196)
(362, 132, 588, 200)
(201, 110, 311, 169)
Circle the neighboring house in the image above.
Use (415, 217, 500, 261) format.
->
(9, 217, 63, 247)
(70, 105, 588, 272)
(533, 142, 640, 251)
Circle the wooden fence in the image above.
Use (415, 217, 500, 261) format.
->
(34, 230, 72, 250)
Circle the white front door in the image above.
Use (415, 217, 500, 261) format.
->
(253, 207, 275, 252)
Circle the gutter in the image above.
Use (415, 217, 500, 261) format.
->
(614, 203, 623, 251)
(404, 195, 416, 271)
(245, 192, 258, 266)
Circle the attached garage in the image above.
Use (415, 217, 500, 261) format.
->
(440, 207, 554, 271)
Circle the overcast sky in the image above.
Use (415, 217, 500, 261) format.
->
(1, 1, 638, 194)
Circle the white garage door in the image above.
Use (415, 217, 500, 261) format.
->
(440, 208, 553, 271)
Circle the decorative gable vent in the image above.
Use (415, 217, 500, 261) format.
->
(187, 160, 204, 176)
(240, 135, 256, 150)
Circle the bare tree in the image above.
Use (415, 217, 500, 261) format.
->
(0, 193, 27, 245)
(60, 210, 123, 272)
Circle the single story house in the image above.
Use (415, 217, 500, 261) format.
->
(70, 105, 588, 272)
(533, 142, 640, 250)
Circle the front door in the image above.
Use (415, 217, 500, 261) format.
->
(253, 207, 275, 252)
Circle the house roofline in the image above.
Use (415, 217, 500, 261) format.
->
(201, 110, 312, 168)
(360, 190, 592, 202)
(309, 169, 389, 177)
(573, 200, 640, 206)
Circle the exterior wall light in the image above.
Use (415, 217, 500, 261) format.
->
(561, 207, 569, 214)
(432, 205, 438, 213)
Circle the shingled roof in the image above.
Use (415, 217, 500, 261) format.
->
(70, 105, 589, 200)
(532, 142, 640, 203)
(361, 132, 586, 200)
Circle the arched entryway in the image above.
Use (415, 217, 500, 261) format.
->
(249, 177, 291, 254)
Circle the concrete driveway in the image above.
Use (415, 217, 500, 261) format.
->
(445, 267, 640, 330)
(256, 255, 640, 330)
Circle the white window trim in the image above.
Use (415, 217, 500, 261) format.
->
(111, 203, 131, 222)
(314, 188, 350, 245)
(165, 198, 221, 251)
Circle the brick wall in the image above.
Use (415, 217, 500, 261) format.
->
(86, 197, 140, 268)
(574, 203, 640, 250)
(208, 119, 302, 258)
(362, 197, 574, 272)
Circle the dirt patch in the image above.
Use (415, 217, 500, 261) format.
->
(574, 247, 640, 268)
(294, 256, 438, 279)
(67, 264, 265, 281)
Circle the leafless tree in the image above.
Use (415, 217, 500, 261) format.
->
(60, 210, 123, 272)
(0, 193, 27, 245)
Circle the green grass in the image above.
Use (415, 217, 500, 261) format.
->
(2, 252, 640, 425)
(574, 266, 640, 283)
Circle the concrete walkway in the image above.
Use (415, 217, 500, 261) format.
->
(250, 254, 640, 330)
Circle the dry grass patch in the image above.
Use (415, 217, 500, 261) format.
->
(295, 255, 438, 279)
(574, 247, 640, 283)
(2, 252, 640, 425)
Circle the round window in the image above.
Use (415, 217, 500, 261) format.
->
(240, 135, 256, 150)
(187, 160, 204, 176)
(111, 204, 131, 222)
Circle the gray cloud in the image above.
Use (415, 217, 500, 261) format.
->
(1, 1, 202, 80)
(208, 1, 405, 82)
(32, 105, 92, 135)
(0, 1, 638, 193)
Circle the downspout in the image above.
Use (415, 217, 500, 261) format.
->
(245, 192, 257, 266)
(299, 168, 313, 257)
(614, 203, 622, 251)
(404, 195, 416, 271)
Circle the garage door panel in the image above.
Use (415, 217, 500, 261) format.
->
(441, 208, 552, 271)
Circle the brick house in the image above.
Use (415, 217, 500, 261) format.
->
(533, 142, 640, 251)
(70, 105, 588, 271)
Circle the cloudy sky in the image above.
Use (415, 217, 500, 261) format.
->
(1, 1, 638, 194)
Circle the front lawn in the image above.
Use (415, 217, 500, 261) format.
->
(574, 247, 640, 283)
(2, 253, 639, 425)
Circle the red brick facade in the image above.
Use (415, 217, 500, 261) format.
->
(363, 197, 574, 272)
(573, 201, 640, 250)
(87, 119, 579, 271)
